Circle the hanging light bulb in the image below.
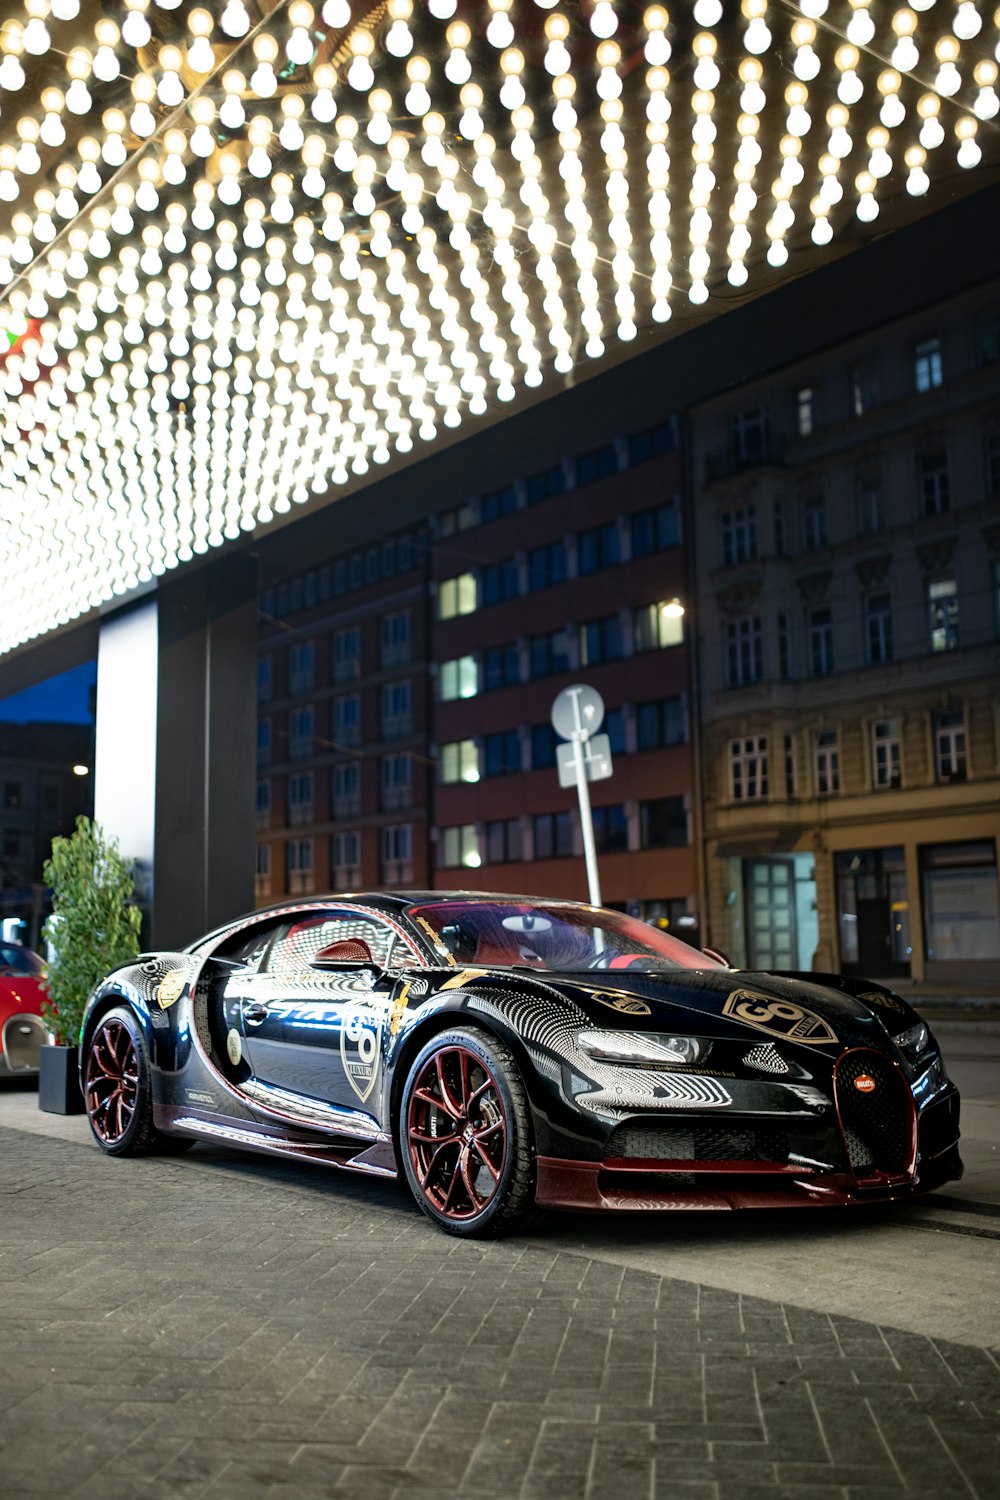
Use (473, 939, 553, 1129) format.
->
(973, 60, 999, 119)
(189, 97, 217, 156)
(186, 9, 216, 74)
(904, 143, 929, 194)
(286, 2, 315, 66)
(953, 1, 982, 39)
(445, 20, 472, 83)
(221, 0, 250, 36)
(322, 0, 351, 25)
(157, 46, 186, 107)
(693, 0, 723, 22)
(487, 0, 516, 48)
(955, 114, 981, 167)
(891, 8, 919, 71)
(878, 70, 906, 128)
(22, 0, 51, 55)
(836, 45, 863, 105)
(92, 20, 121, 81)
(347, 28, 375, 90)
(742, 0, 771, 55)
(934, 36, 961, 95)
(589, 2, 618, 38)
(250, 33, 280, 96)
(219, 70, 247, 129)
(122, 0, 152, 49)
(847, 0, 875, 45)
(101, 109, 128, 167)
(405, 55, 431, 114)
(917, 92, 945, 148)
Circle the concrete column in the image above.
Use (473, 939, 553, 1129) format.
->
(95, 553, 258, 951)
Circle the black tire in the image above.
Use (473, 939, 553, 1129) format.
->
(399, 1024, 535, 1238)
(84, 1005, 166, 1157)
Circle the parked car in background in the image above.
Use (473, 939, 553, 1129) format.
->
(0, 942, 48, 1077)
(78, 892, 962, 1237)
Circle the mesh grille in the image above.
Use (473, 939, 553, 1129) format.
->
(607, 1119, 790, 1163)
(835, 1050, 913, 1178)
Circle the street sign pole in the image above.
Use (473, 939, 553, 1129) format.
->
(571, 728, 602, 907)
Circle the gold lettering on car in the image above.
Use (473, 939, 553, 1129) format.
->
(439, 968, 487, 992)
(722, 989, 837, 1045)
(858, 989, 907, 1014)
(341, 1003, 381, 1103)
(157, 968, 188, 1009)
(591, 992, 652, 1017)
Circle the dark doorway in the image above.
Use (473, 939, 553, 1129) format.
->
(836, 848, 911, 978)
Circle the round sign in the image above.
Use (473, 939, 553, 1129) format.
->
(551, 683, 605, 741)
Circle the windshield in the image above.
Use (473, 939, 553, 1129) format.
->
(407, 899, 724, 973)
(0, 943, 45, 978)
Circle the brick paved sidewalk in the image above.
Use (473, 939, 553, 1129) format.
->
(1, 1125, 998, 1500)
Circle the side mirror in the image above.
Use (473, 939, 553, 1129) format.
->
(309, 938, 376, 969)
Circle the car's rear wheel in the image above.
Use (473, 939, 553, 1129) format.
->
(400, 1025, 535, 1238)
(84, 1006, 168, 1157)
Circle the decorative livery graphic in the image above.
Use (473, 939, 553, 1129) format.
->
(77, 893, 962, 1238)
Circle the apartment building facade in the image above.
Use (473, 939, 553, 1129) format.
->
(689, 278, 1000, 984)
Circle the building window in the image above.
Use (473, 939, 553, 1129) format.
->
(289, 641, 315, 694)
(986, 435, 1000, 497)
(333, 694, 361, 747)
(721, 506, 757, 566)
(627, 418, 676, 464)
(286, 836, 314, 895)
(914, 337, 943, 392)
(934, 709, 967, 782)
(527, 540, 568, 591)
(440, 824, 481, 869)
(636, 697, 686, 749)
(732, 406, 769, 462)
(439, 655, 477, 700)
(593, 804, 629, 854)
(856, 471, 884, 535)
(381, 610, 411, 667)
(802, 496, 826, 551)
(332, 761, 361, 816)
(725, 616, 763, 686)
(865, 594, 894, 665)
(438, 572, 477, 620)
(485, 818, 523, 864)
(640, 797, 687, 849)
(808, 607, 834, 676)
(575, 442, 618, 486)
(533, 811, 573, 860)
(773, 499, 786, 557)
(730, 737, 768, 801)
(255, 780, 271, 830)
(483, 643, 521, 691)
(256, 721, 270, 768)
(796, 386, 814, 436)
(381, 823, 413, 881)
(579, 615, 623, 666)
(634, 602, 685, 652)
(289, 706, 314, 760)
(257, 656, 272, 702)
(577, 522, 621, 575)
(529, 630, 572, 679)
(3, 780, 21, 809)
(381, 680, 412, 739)
(928, 579, 959, 652)
(332, 830, 361, 883)
(288, 771, 314, 825)
(870, 718, 901, 789)
(481, 484, 519, 522)
(254, 843, 271, 898)
(481, 557, 520, 606)
(777, 610, 791, 680)
(333, 625, 361, 682)
(851, 365, 879, 415)
(381, 753, 412, 810)
(631, 499, 680, 556)
(605, 707, 626, 755)
(483, 730, 521, 777)
(921, 841, 1000, 963)
(814, 728, 840, 795)
(440, 739, 479, 784)
(530, 723, 557, 769)
(526, 464, 567, 504)
(784, 733, 797, 799)
(919, 451, 950, 516)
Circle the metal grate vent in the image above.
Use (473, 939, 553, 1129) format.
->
(835, 1050, 913, 1178)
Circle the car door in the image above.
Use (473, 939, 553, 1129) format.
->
(237, 908, 412, 1134)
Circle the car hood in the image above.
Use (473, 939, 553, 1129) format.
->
(501, 966, 903, 1056)
(0, 975, 47, 1016)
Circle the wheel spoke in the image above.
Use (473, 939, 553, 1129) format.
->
(469, 1140, 501, 1183)
(460, 1149, 486, 1209)
(87, 1021, 139, 1145)
(408, 1124, 460, 1145)
(439, 1155, 463, 1213)
(433, 1054, 464, 1119)
(417, 1138, 458, 1187)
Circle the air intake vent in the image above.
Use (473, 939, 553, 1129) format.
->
(835, 1049, 914, 1181)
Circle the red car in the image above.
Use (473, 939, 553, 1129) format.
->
(0, 942, 48, 1077)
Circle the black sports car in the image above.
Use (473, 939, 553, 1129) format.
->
(79, 892, 962, 1237)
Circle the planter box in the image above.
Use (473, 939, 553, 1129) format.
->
(38, 1044, 85, 1115)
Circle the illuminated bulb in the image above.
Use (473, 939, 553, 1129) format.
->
(347, 29, 375, 90)
(190, 98, 216, 157)
(0, 41, 26, 93)
(40, 89, 67, 148)
(544, 12, 571, 75)
(221, 0, 250, 36)
(51, 0, 80, 17)
(386, 0, 413, 56)
(286, 2, 315, 66)
(219, 71, 247, 129)
(905, 143, 929, 194)
(487, 0, 516, 48)
(427, 0, 457, 16)
(973, 60, 999, 118)
(742, 0, 771, 55)
(693, 0, 723, 21)
(792, 20, 820, 81)
(836, 45, 863, 105)
(187, 9, 215, 73)
(867, 127, 891, 177)
(23, 4, 50, 56)
(322, 0, 351, 26)
(93, 21, 121, 81)
(891, 8, 919, 70)
(312, 63, 337, 122)
(251, 34, 280, 96)
(954, 1, 982, 38)
(917, 92, 944, 148)
(445, 19, 472, 82)
(847, 0, 875, 44)
(77, 139, 102, 194)
(158, 46, 185, 106)
(102, 109, 128, 167)
(122, 0, 152, 49)
(955, 115, 981, 167)
(935, 36, 961, 95)
(740, 58, 765, 114)
(590, 1, 618, 37)
(878, 71, 906, 128)
(855, 169, 879, 221)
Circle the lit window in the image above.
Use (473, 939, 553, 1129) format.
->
(634, 602, 685, 652)
(870, 719, 901, 789)
(914, 338, 943, 392)
(934, 709, 967, 782)
(439, 824, 481, 869)
(440, 740, 479, 784)
(730, 737, 768, 801)
(814, 729, 840, 795)
(438, 572, 477, 620)
(928, 579, 959, 652)
(439, 656, 477, 701)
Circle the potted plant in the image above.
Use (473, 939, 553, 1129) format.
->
(38, 816, 143, 1115)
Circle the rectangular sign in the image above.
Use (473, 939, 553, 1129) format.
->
(557, 734, 613, 788)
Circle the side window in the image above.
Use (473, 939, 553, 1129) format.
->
(263, 912, 413, 974)
(212, 920, 284, 971)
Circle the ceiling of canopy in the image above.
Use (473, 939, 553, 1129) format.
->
(0, 0, 998, 655)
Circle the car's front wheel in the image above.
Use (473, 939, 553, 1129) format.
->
(400, 1025, 535, 1237)
(84, 1005, 167, 1157)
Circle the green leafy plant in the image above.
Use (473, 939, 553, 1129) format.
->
(41, 816, 143, 1047)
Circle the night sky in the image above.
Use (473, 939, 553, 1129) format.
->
(0, 662, 96, 725)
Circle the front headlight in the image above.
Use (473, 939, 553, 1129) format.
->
(894, 1020, 931, 1063)
(576, 1030, 710, 1066)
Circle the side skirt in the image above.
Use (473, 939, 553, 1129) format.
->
(154, 1104, 399, 1178)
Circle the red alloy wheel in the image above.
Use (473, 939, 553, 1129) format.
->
(405, 1043, 509, 1221)
(85, 1017, 140, 1146)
